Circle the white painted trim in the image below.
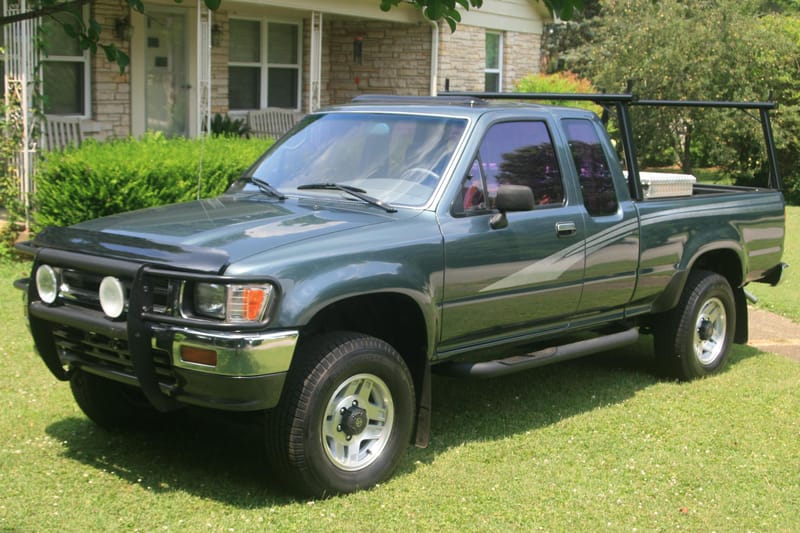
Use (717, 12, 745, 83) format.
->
(428, 19, 439, 96)
(225, 0, 420, 23)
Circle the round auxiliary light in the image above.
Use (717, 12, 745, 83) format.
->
(99, 276, 126, 318)
(35, 264, 59, 304)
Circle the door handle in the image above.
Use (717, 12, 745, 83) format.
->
(555, 221, 577, 237)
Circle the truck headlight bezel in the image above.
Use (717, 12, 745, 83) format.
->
(187, 282, 275, 324)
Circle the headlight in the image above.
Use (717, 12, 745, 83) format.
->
(35, 264, 59, 304)
(193, 282, 273, 323)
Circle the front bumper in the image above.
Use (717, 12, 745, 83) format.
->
(19, 249, 299, 412)
(27, 299, 298, 411)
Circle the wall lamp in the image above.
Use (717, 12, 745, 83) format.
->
(114, 16, 132, 41)
(211, 24, 223, 47)
(114, 17, 131, 41)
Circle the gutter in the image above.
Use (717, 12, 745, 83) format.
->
(428, 18, 439, 96)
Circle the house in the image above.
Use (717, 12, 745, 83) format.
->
(3, 0, 551, 141)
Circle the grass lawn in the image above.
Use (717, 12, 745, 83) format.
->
(748, 205, 799, 321)
(1, 258, 799, 531)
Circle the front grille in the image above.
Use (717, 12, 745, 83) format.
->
(57, 268, 175, 317)
(53, 326, 175, 385)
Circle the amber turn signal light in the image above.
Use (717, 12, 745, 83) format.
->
(180, 346, 218, 367)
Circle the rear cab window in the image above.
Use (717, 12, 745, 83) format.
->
(562, 118, 620, 217)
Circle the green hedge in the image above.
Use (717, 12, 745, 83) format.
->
(33, 133, 273, 230)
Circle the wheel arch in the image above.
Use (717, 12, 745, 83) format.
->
(651, 246, 748, 342)
(295, 291, 434, 446)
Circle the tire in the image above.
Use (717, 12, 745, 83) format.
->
(70, 369, 161, 429)
(266, 332, 415, 497)
(654, 270, 736, 380)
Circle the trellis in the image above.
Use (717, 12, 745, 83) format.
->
(2, 0, 39, 227)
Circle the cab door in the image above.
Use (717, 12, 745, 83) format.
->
(438, 120, 586, 353)
(560, 117, 639, 318)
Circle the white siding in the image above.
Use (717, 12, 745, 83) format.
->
(458, 0, 549, 33)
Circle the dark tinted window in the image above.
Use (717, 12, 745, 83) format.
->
(460, 121, 564, 212)
(563, 118, 619, 216)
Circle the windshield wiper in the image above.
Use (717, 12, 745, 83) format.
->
(297, 183, 397, 213)
(243, 176, 287, 200)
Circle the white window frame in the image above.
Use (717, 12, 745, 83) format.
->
(228, 17, 302, 111)
(484, 31, 503, 92)
(40, 4, 91, 117)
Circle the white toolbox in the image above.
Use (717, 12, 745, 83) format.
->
(638, 171, 696, 198)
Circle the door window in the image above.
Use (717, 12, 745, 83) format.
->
(459, 121, 564, 213)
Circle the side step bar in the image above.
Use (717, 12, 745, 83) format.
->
(434, 327, 639, 378)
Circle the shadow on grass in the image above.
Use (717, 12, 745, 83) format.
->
(45, 335, 763, 505)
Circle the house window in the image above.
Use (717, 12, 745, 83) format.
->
(40, 6, 90, 116)
(228, 19, 300, 110)
(484, 31, 502, 92)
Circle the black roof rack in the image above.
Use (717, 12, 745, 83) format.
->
(351, 94, 488, 106)
(441, 90, 780, 195)
(441, 91, 776, 110)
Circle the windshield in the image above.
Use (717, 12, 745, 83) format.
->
(236, 113, 467, 207)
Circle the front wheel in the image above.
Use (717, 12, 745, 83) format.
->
(654, 270, 736, 380)
(70, 369, 162, 429)
(266, 332, 415, 497)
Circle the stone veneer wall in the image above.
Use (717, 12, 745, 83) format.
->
(437, 23, 485, 92)
(90, 0, 131, 140)
(210, 11, 230, 116)
(324, 19, 432, 105)
(503, 30, 542, 90)
(437, 23, 542, 93)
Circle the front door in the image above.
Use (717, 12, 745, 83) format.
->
(145, 10, 188, 136)
(438, 120, 586, 353)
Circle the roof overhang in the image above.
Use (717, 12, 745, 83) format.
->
(223, 0, 422, 23)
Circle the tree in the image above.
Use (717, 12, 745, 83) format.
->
(574, 0, 800, 183)
(1, 0, 587, 72)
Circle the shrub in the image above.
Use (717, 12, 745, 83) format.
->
(33, 132, 273, 230)
(514, 72, 602, 115)
(209, 113, 251, 138)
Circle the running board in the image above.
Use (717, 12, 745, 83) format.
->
(434, 327, 639, 378)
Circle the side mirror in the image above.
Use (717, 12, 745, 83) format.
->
(491, 185, 534, 229)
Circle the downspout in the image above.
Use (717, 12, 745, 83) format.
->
(428, 19, 439, 96)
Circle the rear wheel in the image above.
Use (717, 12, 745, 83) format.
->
(70, 369, 161, 429)
(654, 270, 736, 380)
(266, 332, 415, 497)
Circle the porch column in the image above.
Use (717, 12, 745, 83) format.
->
(196, 0, 212, 136)
(308, 11, 322, 113)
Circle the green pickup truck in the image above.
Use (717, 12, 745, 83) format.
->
(17, 94, 786, 497)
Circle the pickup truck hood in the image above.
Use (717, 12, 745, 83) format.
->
(32, 194, 397, 273)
